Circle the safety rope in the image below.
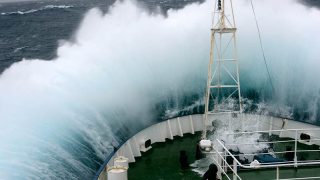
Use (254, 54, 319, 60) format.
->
(250, 0, 275, 94)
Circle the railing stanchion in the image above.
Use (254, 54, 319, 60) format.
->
(294, 130, 298, 167)
(224, 150, 227, 172)
(217, 151, 222, 178)
(276, 167, 279, 180)
(233, 159, 237, 180)
(269, 117, 273, 136)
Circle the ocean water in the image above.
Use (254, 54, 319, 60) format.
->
(0, 0, 319, 179)
(0, 0, 202, 72)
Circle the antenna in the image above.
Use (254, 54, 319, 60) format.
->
(203, 0, 242, 138)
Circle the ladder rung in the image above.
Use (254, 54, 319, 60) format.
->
(216, 59, 236, 62)
(210, 85, 238, 88)
(212, 28, 237, 33)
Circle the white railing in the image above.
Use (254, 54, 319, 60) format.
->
(210, 129, 320, 180)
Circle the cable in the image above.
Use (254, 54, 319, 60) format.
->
(250, 0, 275, 94)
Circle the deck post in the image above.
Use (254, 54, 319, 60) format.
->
(269, 117, 273, 136)
(233, 159, 237, 180)
(294, 130, 298, 167)
(276, 167, 279, 180)
(224, 150, 227, 172)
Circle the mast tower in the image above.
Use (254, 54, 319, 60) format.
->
(203, 0, 242, 138)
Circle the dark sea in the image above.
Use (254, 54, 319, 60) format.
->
(0, 0, 319, 179)
(0, 0, 204, 73)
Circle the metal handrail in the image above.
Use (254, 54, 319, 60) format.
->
(212, 144, 243, 180)
(225, 128, 320, 135)
(224, 139, 320, 146)
(213, 127, 320, 180)
(211, 151, 234, 180)
(277, 177, 320, 180)
(215, 139, 320, 169)
(207, 150, 320, 157)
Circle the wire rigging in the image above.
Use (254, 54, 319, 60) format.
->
(250, 0, 275, 94)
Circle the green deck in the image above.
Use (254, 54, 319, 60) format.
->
(128, 133, 320, 180)
(128, 133, 202, 180)
(225, 167, 320, 180)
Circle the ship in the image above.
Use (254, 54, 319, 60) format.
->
(95, 0, 320, 179)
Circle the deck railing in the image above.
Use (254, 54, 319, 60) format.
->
(211, 129, 320, 180)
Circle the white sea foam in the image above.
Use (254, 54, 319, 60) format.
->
(164, 97, 294, 120)
(192, 116, 269, 176)
(13, 46, 28, 53)
(1, 5, 73, 15)
(164, 98, 204, 118)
